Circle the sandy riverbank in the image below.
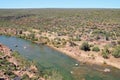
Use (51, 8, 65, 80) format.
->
(47, 44, 120, 69)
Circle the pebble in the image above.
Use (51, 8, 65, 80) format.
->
(75, 63, 79, 66)
(104, 68, 111, 72)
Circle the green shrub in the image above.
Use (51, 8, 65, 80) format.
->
(90, 44, 94, 47)
(92, 46, 100, 52)
(112, 46, 120, 58)
(22, 74, 30, 80)
(80, 42, 90, 51)
(4, 71, 16, 78)
(117, 40, 120, 45)
(72, 36, 81, 41)
(0, 52, 4, 56)
(105, 33, 109, 41)
(105, 35, 109, 41)
(102, 47, 110, 59)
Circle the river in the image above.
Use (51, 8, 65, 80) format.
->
(0, 35, 120, 80)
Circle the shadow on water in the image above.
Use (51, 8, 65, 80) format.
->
(0, 35, 120, 80)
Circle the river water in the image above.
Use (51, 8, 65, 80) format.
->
(0, 36, 120, 80)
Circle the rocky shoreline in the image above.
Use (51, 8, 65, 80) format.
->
(0, 43, 44, 80)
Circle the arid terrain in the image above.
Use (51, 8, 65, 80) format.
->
(0, 9, 120, 79)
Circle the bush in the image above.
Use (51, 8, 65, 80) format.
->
(4, 71, 16, 78)
(105, 33, 109, 41)
(102, 47, 110, 59)
(92, 46, 100, 52)
(117, 40, 120, 45)
(80, 42, 90, 51)
(90, 44, 94, 47)
(72, 36, 81, 41)
(112, 46, 120, 58)
(22, 74, 30, 80)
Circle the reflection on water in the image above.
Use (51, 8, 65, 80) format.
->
(0, 35, 120, 80)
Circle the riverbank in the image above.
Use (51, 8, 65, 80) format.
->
(19, 29, 120, 70)
(0, 27, 120, 70)
(47, 44, 120, 69)
(0, 43, 44, 80)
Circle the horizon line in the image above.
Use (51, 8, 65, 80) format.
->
(0, 7, 120, 9)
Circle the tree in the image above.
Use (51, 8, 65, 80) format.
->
(80, 42, 90, 51)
